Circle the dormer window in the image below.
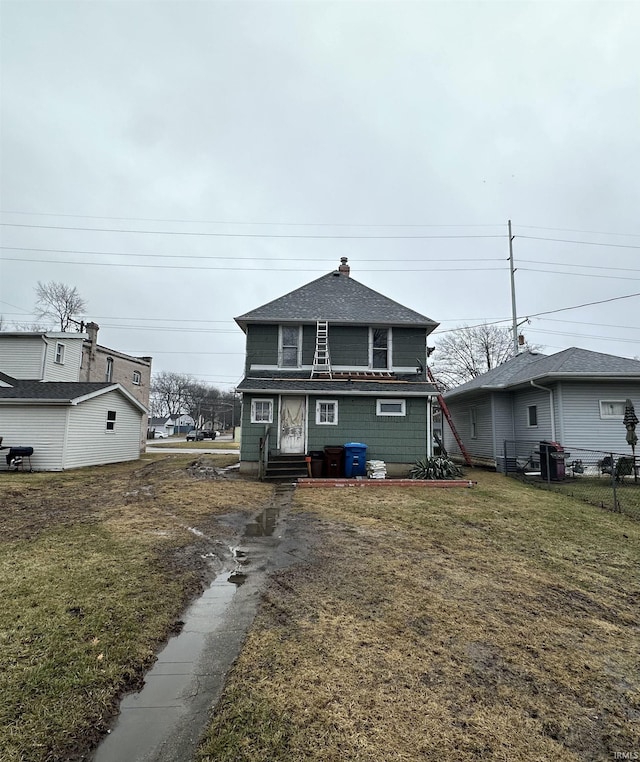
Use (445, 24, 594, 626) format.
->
(54, 343, 65, 364)
(370, 328, 390, 369)
(279, 325, 301, 368)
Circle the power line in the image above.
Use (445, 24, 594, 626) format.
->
(0, 245, 505, 264)
(1, 257, 507, 273)
(526, 327, 640, 345)
(526, 291, 640, 318)
(0, 222, 505, 240)
(516, 234, 640, 250)
(519, 268, 640, 282)
(517, 224, 640, 238)
(0, 209, 504, 229)
(538, 317, 640, 331)
(519, 259, 640, 274)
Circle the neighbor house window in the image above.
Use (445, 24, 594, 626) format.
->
(370, 328, 390, 369)
(279, 325, 301, 367)
(251, 398, 273, 423)
(599, 400, 625, 419)
(316, 400, 338, 425)
(132, 370, 141, 385)
(55, 343, 65, 364)
(376, 399, 406, 416)
(106, 410, 117, 431)
(470, 408, 478, 439)
(105, 357, 114, 382)
(527, 405, 538, 427)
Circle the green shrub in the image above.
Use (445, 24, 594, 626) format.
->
(409, 456, 463, 480)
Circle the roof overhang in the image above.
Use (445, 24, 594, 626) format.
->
(237, 377, 437, 397)
(445, 372, 640, 399)
(0, 383, 148, 413)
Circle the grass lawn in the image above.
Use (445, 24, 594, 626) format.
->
(0, 453, 270, 762)
(198, 471, 640, 762)
(148, 440, 240, 450)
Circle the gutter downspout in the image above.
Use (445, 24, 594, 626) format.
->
(530, 380, 555, 441)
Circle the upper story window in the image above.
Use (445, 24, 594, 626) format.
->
(370, 328, 390, 369)
(279, 325, 301, 367)
(54, 343, 65, 364)
(106, 410, 116, 431)
(599, 400, 625, 419)
(105, 357, 114, 382)
(132, 370, 141, 385)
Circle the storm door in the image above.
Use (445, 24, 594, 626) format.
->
(280, 396, 306, 454)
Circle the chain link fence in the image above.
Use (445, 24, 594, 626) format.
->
(500, 440, 640, 519)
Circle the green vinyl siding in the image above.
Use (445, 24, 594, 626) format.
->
(392, 327, 427, 368)
(329, 326, 368, 367)
(301, 325, 316, 366)
(308, 395, 428, 463)
(245, 325, 278, 369)
(239, 394, 280, 461)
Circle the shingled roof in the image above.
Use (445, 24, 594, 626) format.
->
(445, 348, 640, 400)
(0, 376, 147, 411)
(235, 260, 438, 331)
(237, 376, 437, 396)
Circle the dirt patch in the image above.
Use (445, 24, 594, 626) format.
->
(0, 454, 275, 762)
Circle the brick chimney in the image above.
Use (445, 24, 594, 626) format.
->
(338, 257, 350, 276)
(86, 322, 99, 349)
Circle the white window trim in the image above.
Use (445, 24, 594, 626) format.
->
(132, 370, 141, 385)
(54, 343, 65, 364)
(278, 325, 303, 368)
(527, 405, 538, 428)
(369, 327, 392, 370)
(316, 399, 338, 425)
(106, 410, 117, 432)
(251, 398, 274, 424)
(376, 398, 406, 416)
(105, 357, 114, 382)
(599, 400, 626, 419)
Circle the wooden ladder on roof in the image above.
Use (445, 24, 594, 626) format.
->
(427, 367, 473, 466)
(311, 320, 332, 378)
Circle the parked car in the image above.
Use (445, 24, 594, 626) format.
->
(202, 430, 217, 439)
(154, 431, 168, 439)
(186, 430, 205, 441)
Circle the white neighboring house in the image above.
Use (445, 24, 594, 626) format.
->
(0, 332, 148, 470)
(0, 373, 147, 471)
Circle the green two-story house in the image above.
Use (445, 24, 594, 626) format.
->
(235, 258, 439, 478)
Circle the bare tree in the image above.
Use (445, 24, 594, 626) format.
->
(150, 372, 193, 418)
(34, 281, 87, 331)
(183, 382, 220, 429)
(431, 323, 520, 389)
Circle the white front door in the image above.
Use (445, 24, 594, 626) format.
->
(280, 396, 306, 454)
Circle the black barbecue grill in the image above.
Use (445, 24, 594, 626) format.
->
(0, 439, 34, 471)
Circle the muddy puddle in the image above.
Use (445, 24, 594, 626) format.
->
(92, 484, 294, 762)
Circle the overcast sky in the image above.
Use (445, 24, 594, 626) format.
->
(1, 0, 639, 390)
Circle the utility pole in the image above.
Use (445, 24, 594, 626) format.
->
(508, 219, 519, 355)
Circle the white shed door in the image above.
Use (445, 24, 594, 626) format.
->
(280, 396, 306, 454)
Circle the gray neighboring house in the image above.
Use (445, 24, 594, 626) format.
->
(0, 373, 148, 471)
(235, 258, 439, 477)
(442, 348, 640, 468)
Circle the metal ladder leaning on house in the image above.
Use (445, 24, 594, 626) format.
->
(311, 320, 332, 378)
(427, 367, 473, 466)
